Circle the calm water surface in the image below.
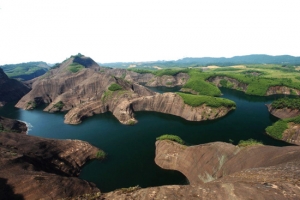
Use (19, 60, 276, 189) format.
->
(0, 87, 290, 192)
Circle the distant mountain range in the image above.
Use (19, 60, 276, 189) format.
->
(100, 54, 300, 69)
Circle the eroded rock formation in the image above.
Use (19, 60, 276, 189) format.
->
(16, 56, 232, 125)
(0, 118, 101, 199)
(207, 76, 248, 92)
(267, 104, 300, 119)
(0, 68, 30, 106)
(103, 141, 300, 199)
(266, 86, 300, 96)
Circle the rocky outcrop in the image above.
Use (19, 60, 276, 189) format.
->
(267, 104, 300, 119)
(103, 141, 300, 199)
(131, 93, 233, 121)
(106, 69, 189, 87)
(0, 119, 102, 199)
(282, 122, 300, 145)
(145, 73, 189, 87)
(65, 92, 233, 125)
(266, 86, 300, 96)
(0, 116, 27, 134)
(0, 68, 30, 106)
(16, 56, 232, 125)
(207, 76, 248, 92)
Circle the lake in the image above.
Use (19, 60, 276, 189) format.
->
(0, 87, 290, 192)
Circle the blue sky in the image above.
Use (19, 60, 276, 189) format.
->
(0, 0, 299, 64)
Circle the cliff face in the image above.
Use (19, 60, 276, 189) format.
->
(0, 118, 101, 199)
(0, 68, 30, 106)
(267, 104, 300, 119)
(131, 93, 233, 121)
(145, 73, 189, 87)
(266, 86, 300, 95)
(207, 76, 248, 92)
(103, 141, 300, 199)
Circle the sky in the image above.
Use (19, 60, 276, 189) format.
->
(0, 0, 299, 64)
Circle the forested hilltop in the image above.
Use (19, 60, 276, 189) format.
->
(0, 61, 50, 81)
(100, 54, 300, 69)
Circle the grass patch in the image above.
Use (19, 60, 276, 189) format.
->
(156, 134, 184, 144)
(68, 62, 85, 73)
(108, 83, 123, 91)
(238, 139, 263, 147)
(96, 150, 106, 159)
(271, 97, 300, 110)
(177, 92, 236, 108)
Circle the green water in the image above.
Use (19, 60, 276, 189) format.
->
(0, 87, 290, 192)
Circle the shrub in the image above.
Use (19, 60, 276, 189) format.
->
(238, 139, 263, 147)
(53, 101, 64, 110)
(108, 83, 123, 91)
(177, 92, 236, 108)
(96, 150, 106, 159)
(156, 134, 184, 144)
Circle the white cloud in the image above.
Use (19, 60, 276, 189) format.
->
(0, 0, 299, 64)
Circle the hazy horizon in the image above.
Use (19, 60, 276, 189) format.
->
(1, 0, 299, 65)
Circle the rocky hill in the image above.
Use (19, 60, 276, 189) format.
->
(0, 68, 30, 106)
(103, 140, 300, 199)
(16, 55, 233, 125)
(0, 117, 102, 199)
(0, 61, 49, 81)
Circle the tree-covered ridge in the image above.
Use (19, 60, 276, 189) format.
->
(0, 62, 49, 81)
(271, 97, 300, 110)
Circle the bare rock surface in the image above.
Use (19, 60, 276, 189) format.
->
(0, 116, 27, 134)
(131, 93, 233, 122)
(145, 73, 189, 87)
(103, 141, 300, 199)
(0, 118, 101, 199)
(282, 122, 300, 145)
(266, 86, 300, 96)
(267, 104, 300, 119)
(207, 76, 248, 92)
(0, 68, 30, 106)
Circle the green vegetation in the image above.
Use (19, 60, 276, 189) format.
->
(108, 83, 123, 91)
(53, 101, 64, 110)
(182, 70, 222, 96)
(0, 62, 49, 81)
(271, 97, 300, 110)
(50, 63, 60, 69)
(127, 120, 136, 125)
(96, 150, 106, 159)
(266, 115, 300, 139)
(26, 101, 36, 109)
(238, 139, 263, 147)
(67, 63, 85, 73)
(156, 134, 184, 144)
(101, 90, 113, 102)
(128, 68, 189, 77)
(0, 123, 3, 131)
(177, 92, 236, 108)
